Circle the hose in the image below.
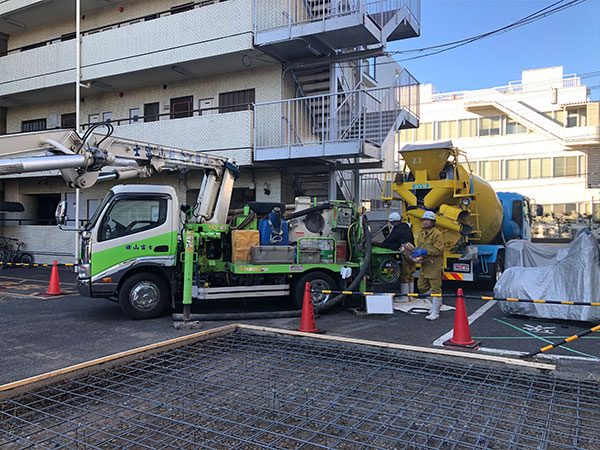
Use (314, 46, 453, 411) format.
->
(283, 202, 332, 220)
(315, 214, 372, 314)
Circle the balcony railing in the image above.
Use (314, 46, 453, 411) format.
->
(254, 0, 420, 34)
(431, 74, 581, 103)
(78, 103, 252, 130)
(254, 68, 419, 156)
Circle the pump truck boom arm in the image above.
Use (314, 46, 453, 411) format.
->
(0, 127, 231, 190)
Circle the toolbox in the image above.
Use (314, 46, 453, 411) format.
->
(251, 245, 295, 264)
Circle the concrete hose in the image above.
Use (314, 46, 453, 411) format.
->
(315, 214, 372, 314)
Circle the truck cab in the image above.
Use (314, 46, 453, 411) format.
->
(77, 185, 179, 318)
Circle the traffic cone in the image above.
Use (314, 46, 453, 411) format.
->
(45, 260, 63, 296)
(298, 282, 320, 333)
(444, 288, 480, 349)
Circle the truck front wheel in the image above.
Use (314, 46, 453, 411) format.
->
(293, 271, 337, 309)
(119, 272, 169, 320)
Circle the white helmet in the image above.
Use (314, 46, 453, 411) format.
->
(389, 212, 401, 222)
(422, 210, 436, 221)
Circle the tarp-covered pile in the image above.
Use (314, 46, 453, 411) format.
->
(495, 229, 600, 322)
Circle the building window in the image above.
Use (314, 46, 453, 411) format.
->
(21, 118, 47, 132)
(60, 32, 76, 42)
(363, 58, 376, 80)
(399, 128, 414, 143)
(506, 118, 526, 134)
(529, 158, 552, 178)
(129, 108, 140, 124)
(479, 160, 500, 181)
(458, 118, 477, 138)
(170, 96, 193, 119)
(505, 159, 527, 180)
(415, 122, 432, 141)
(479, 116, 500, 136)
(566, 108, 586, 128)
(219, 89, 255, 113)
(554, 156, 578, 177)
(459, 162, 478, 176)
(61, 113, 76, 128)
(437, 120, 456, 140)
(33, 193, 61, 224)
(144, 102, 160, 122)
(171, 3, 194, 15)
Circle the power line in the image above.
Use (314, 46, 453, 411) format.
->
(388, 0, 587, 62)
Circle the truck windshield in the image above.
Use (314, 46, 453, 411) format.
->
(85, 191, 114, 231)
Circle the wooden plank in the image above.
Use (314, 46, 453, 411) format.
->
(238, 324, 557, 371)
(0, 324, 238, 399)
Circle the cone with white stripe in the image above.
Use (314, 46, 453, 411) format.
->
(444, 288, 480, 349)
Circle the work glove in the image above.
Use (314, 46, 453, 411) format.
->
(411, 248, 427, 258)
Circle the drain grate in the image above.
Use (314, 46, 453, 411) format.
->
(1, 330, 598, 449)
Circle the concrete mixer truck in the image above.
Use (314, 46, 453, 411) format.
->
(384, 140, 534, 285)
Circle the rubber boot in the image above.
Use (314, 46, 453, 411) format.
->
(426, 297, 442, 321)
(393, 283, 409, 310)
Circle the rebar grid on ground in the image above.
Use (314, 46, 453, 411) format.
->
(0, 330, 598, 449)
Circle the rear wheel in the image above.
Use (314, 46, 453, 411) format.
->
(119, 272, 169, 319)
(293, 271, 337, 309)
(19, 253, 34, 266)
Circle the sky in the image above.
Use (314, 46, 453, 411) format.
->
(386, 0, 600, 99)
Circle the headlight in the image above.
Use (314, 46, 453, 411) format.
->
(78, 263, 91, 278)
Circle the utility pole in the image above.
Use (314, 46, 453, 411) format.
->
(74, 0, 81, 267)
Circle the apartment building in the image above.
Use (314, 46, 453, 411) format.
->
(399, 66, 600, 217)
(0, 0, 420, 262)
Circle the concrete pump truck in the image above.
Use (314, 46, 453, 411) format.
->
(0, 127, 373, 319)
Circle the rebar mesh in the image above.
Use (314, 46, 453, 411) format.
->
(1, 330, 598, 449)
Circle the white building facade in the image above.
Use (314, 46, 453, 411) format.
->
(0, 0, 420, 262)
(399, 66, 600, 218)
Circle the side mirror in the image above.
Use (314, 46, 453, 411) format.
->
(55, 200, 68, 225)
(536, 205, 544, 217)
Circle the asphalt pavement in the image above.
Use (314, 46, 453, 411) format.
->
(0, 266, 598, 386)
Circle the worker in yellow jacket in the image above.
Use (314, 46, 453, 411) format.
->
(411, 210, 445, 320)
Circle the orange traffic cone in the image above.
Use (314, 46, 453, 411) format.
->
(45, 260, 63, 296)
(298, 282, 321, 333)
(444, 288, 480, 349)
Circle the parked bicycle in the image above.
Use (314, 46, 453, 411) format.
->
(0, 237, 34, 265)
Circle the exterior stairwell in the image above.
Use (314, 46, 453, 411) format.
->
(290, 66, 360, 201)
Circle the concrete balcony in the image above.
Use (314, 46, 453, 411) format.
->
(0, 1, 115, 34)
(0, 0, 261, 104)
(254, 0, 420, 61)
(108, 110, 254, 166)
